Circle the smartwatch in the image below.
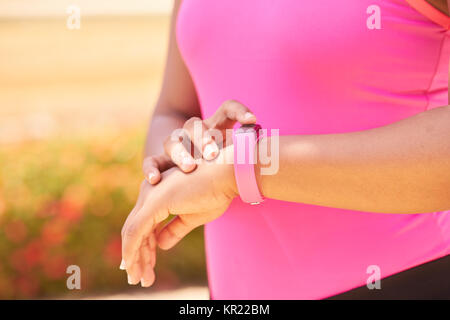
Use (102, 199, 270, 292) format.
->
(232, 124, 265, 205)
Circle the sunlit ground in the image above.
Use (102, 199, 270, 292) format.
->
(83, 286, 209, 300)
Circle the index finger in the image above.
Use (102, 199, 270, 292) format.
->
(204, 100, 256, 129)
(121, 199, 168, 270)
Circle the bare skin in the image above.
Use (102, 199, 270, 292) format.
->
(121, 0, 450, 286)
(427, 0, 449, 15)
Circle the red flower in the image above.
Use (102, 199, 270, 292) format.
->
(41, 218, 68, 246)
(58, 199, 83, 223)
(38, 198, 83, 222)
(23, 240, 44, 268)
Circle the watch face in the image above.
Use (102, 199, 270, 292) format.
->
(238, 124, 262, 135)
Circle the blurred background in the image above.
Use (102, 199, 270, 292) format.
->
(0, 0, 208, 299)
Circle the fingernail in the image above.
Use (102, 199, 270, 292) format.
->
(148, 172, 156, 183)
(244, 112, 254, 120)
(141, 278, 149, 287)
(182, 156, 194, 169)
(127, 274, 135, 285)
(204, 143, 218, 160)
(119, 259, 126, 270)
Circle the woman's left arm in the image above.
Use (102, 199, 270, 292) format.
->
(255, 65, 450, 213)
(256, 104, 450, 213)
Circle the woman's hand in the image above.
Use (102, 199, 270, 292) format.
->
(143, 100, 255, 185)
(121, 144, 237, 287)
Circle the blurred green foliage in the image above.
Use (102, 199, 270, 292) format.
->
(0, 129, 207, 298)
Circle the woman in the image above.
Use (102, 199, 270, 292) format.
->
(121, 0, 450, 299)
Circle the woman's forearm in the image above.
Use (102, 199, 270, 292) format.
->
(256, 105, 450, 213)
(144, 109, 189, 158)
(143, 0, 201, 159)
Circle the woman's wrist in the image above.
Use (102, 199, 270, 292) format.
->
(210, 144, 239, 198)
(225, 134, 270, 203)
(211, 134, 273, 202)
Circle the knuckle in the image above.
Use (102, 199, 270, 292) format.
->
(164, 136, 181, 156)
(163, 136, 172, 150)
(223, 99, 237, 107)
(225, 99, 242, 111)
(163, 134, 173, 147)
(167, 128, 186, 145)
(184, 116, 202, 128)
(142, 156, 155, 171)
(220, 100, 232, 111)
(221, 100, 241, 118)
(124, 223, 138, 240)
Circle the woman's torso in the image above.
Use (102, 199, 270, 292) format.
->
(176, 0, 450, 299)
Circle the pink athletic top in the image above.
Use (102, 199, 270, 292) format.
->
(176, 0, 450, 299)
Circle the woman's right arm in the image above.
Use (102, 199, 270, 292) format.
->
(143, 0, 201, 182)
(143, 0, 258, 184)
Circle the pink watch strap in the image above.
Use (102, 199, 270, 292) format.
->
(232, 124, 264, 205)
